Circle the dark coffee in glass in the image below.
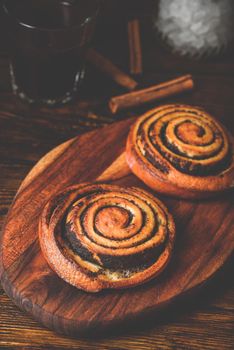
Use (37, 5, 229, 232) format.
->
(3, 0, 99, 105)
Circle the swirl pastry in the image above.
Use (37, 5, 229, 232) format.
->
(126, 104, 234, 198)
(39, 183, 175, 292)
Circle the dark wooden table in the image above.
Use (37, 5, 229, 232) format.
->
(0, 2, 234, 349)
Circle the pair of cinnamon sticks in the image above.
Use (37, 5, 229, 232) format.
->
(86, 19, 194, 114)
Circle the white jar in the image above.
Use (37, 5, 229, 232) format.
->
(154, 0, 234, 58)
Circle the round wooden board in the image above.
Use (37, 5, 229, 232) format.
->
(0, 117, 233, 336)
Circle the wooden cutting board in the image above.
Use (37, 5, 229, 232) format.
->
(0, 117, 233, 336)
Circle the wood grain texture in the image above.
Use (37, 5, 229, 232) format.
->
(0, 114, 233, 336)
(0, 1, 234, 348)
(0, 99, 234, 347)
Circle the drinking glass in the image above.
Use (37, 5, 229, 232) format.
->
(2, 0, 100, 105)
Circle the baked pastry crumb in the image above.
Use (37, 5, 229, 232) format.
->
(126, 104, 234, 199)
(39, 183, 175, 292)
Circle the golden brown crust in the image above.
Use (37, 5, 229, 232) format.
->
(39, 183, 175, 292)
(126, 104, 234, 199)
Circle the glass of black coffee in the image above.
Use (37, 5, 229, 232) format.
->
(2, 0, 99, 105)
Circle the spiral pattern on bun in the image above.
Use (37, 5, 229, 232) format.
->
(39, 183, 175, 292)
(126, 104, 234, 198)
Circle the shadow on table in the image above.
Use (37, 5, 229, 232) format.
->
(77, 254, 233, 339)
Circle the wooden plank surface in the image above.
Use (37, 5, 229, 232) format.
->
(0, 1, 234, 348)
(0, 115, 233, 336)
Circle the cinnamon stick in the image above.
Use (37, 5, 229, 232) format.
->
(109, 74, 194, 114)
(86, 48, 138, 91)
(128, 19, 143, 75)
